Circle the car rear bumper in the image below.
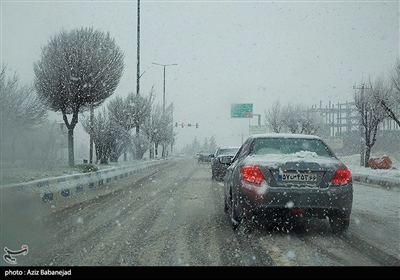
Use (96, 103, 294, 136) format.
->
(239, 183, 353, 218)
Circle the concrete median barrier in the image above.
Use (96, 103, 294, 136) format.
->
(1, 159, 171, 209)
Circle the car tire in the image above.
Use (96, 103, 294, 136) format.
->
(229, 191, 240, 231)
(224, 195, 229, 213)
(329, 215, 350, 234)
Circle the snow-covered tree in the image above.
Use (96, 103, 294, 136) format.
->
(34, 27, 124, 166)
(379, 58, 400, 126)
(125, 89, 154, 131)
(130, 131, 150, 160)
(0, 64, 48, 163)
(144, 103, 163, 158)
(202, 137, 210, 152)
(354, 77, 388, 167)
(141, 102, 171, 158)
(32, 121, 60, 169)
(264, 100, 284, 133)
(208, 136, 217, 153)
(192, 137, 201, 152)
(298, 107, 324, 135)
(81, 108, 129, 164)
(160, 103, 175, 157)
(264, 101, 323, 135)
(282, 103, 303, 133)
(125, 89, 154, 158)
(107, 94, 144, 161)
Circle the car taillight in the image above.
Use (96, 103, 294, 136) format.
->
(241, 166, 265, 185)
(331, 168, 351, 186)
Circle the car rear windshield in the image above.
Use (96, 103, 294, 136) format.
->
(251, 138, 332, 157)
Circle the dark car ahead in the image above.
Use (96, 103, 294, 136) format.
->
(197, 151, 213, 163)
(224, 133, 353, 234)
(211, 146, 240, 181)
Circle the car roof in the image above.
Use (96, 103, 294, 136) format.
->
(249, 133, 322, 140)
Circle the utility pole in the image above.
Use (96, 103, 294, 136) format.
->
(89, 103, 94, 164)
(135, 0, 140, 158)
(354, 84, 366, 166)
(253, 114, 261, 126)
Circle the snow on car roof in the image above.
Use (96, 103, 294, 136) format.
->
(244, 152, 342, 169)
(249, 133, 321, 139)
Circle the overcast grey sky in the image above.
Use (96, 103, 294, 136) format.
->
(1, 0, 398, 151)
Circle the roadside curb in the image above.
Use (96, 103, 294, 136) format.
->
(352, 173, 400, 190)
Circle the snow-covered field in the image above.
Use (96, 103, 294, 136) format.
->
(340, 154, 400, 182)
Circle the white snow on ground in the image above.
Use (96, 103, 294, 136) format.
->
(340, 154, 400, 182)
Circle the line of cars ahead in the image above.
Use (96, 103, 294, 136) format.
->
(207, 133, 353, 234)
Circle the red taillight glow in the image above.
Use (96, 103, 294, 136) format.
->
(241, 166, 265, 185)
(331, 168, 351, 186)
(291, 208, 305, 215)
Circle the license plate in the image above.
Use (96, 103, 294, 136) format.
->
(279, 173, 317, 181)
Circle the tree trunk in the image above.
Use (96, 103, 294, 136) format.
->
(68, 128, 75, 167)
(149, 142, 154, 159)
(99, 156, 108, 164)
(11, 137, 16, 164)
(135, 126, 140, 159)
(364, 144, 372, 167)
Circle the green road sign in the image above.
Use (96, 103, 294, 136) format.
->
(231, 103, 253, 118)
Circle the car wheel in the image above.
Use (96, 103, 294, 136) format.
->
(229, 191, 240, 231)
(224, 195, 229, 213)
(329, 215, 350, 234)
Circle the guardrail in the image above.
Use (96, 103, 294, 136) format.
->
(1, 159, 171, 206)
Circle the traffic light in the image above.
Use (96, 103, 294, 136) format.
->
(196, 123, 199, 129)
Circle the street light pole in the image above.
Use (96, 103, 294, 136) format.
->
(152, 62, 177, 114)
(152, 62, 177, 158)
(253, 113, 261, 126)
(134, 0, 141, 160)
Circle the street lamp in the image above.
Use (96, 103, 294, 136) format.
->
(152, 62, 177, 114)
